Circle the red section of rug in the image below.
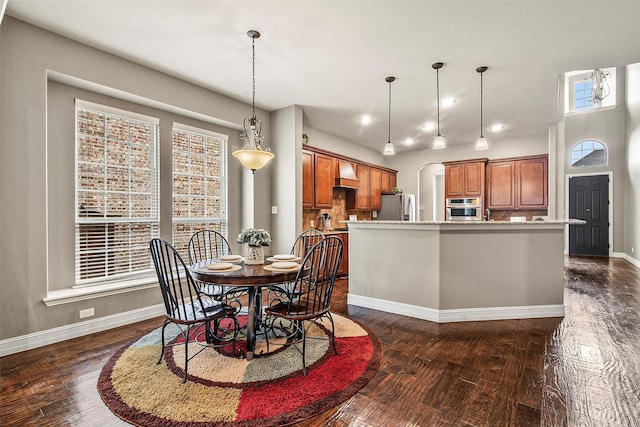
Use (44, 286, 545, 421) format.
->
(236, 335, 373, 420)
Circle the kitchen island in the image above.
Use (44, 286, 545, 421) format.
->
(347, 220, 583, 323)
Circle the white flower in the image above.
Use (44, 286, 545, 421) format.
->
(236, 228, 271, 247)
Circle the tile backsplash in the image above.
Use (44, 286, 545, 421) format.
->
(303, 188, 370, 230)
(489, 209, 548, 221)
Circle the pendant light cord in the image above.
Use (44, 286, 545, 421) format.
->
(251, 36, 256, 118)
(388, 80, 392, 143)
(436, 68, 441, 136)
(480, 71, 484, 138)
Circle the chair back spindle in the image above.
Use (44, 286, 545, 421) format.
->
(188, 230, 232, 264)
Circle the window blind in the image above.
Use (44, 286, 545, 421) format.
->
(75, 101, 160, 285)
(171, 124, 228, 258)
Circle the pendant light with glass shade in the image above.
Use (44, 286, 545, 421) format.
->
(382, 76, 396, 155)
(232, 30, 275, 173)
(432, 62, 446, 149)
(475, 66, 489, 151)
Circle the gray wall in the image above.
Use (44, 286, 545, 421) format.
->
(561, 67, 628, 254)
(302, 125, 385, 166)
(625, 63, 640, 262)
(0, 17, 274, 339)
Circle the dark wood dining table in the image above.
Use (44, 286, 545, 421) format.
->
(191, 260, 302, 360)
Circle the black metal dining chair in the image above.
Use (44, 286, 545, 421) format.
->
(268, 229, 325, 300)
(264, 235, 343, 375)
(188, 230, 245, 308)
(150, 238, 239, 383)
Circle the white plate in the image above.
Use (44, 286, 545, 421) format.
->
(219, 255, 242, 261)
(206, 262, 234, 270)
(273, 254, 296, 260)
(271, 261, 298, 269)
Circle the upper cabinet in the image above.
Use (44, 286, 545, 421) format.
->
(302, 150, 314, 208)
(486, 161, 515, 209)
(314, 152, 334, 208)
(515, 155, 548, 209)
(381, 170, 395, 194)
(443, 159, 488, 198)
(302, 149, 336, 209)
(352, 164, 371, 210)
(369, 167, 382, 210)
(302, 145, 397, 212)
(486, 155, 548, 210)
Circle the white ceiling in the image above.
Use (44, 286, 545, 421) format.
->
(6, 1, 640, 154)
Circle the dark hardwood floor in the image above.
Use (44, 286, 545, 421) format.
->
(1, 256, 639, 426)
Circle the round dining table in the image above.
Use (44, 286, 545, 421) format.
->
(191, 260, 302, 360)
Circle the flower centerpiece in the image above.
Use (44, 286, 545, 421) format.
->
(237, 228, 271, 264)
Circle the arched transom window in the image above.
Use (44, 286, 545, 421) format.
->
(570, 139, 607, 167)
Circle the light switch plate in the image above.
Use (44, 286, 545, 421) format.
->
(271, 206, 277, 214)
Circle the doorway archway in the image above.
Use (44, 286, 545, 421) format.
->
(417, 163, 445, 221)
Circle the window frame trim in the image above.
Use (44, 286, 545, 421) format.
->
(569, 138, 609, 168)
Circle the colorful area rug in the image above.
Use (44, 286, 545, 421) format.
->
(97, 313, 382, 426)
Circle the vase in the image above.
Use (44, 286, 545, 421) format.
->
(245, 245, 265, 265)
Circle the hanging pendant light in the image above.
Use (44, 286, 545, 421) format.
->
(475, 66, 489, 151)
(382, 76, 396, 155)
(432, 62, 446, 149)
(232, 30, 275, 173)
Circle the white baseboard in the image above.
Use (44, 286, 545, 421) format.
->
(347, 294, 565, 323)
(0, 304, 165, 357)
(612, 252, 640, 268)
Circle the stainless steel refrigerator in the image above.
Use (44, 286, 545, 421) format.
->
(377, 194, 416, 221)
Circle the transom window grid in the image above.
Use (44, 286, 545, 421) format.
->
(75, 104, 160, 285)
(574, 80, 594, 111)
(571, 139, 607, 167)
(171, 127, 228, 257)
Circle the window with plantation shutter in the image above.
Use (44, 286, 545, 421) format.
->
(75, 100, 160, 285)
(171, 124, 228, 257)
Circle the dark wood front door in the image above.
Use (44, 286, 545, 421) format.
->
(569, 175, 609, 256)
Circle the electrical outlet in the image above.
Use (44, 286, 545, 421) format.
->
(79, 308, 95, 319)
(271, 206, 278, 214)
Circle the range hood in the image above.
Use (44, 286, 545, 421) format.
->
(334, 160, 359, 189)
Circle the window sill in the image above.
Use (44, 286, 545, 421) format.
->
(43, 276, 158, 306)
(565, 104, 617, 117)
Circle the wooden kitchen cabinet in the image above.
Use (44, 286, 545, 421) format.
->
(486, 155, 548, 210)
(302, 149, 336, 209)
(486, 161, 516, 209)
(314, 152, 334, 208)
(354, 164, 370, 210)
(302, 150, 314, 208)
(335, 232, 349, 276)
(515, 155, 548, 209)
(369, 167, 382, 210)
(381, 169, 397, 194)
(443, 159, 487, 198)
(346, 164, 386, 211)
(302, 145, 397, 212)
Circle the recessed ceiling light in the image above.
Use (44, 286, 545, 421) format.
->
(404, 138, 414, 145)
(489, 124, 504, 132)
(422, 122, 436, 131)
(360, 115, 373, 125)
(441, 97, 456, 108)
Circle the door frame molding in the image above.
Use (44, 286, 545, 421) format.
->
(565, 171, 613, 256)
